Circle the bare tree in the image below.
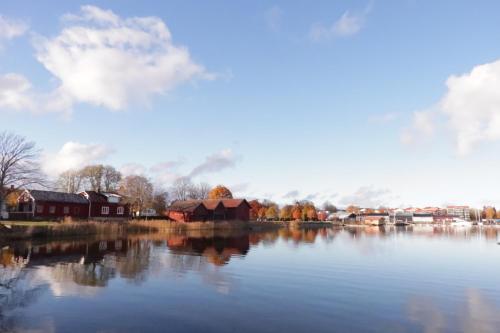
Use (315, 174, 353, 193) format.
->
(102, 165, 121, 192)
(56, 169, 83, 193)
(0, 132, 45, 215)
(187, 182, 211, 199)
(81, 165, 105, 192)
(80, 165, 121, 192)
(119, 175, 153, 215)
(152, 191, 169, 215)
(170, 177, 192, 201)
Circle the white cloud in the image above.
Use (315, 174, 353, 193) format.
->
(264, 6, 284, 32)
(17, 5, 213, 114)
(0, 73, 34, 110)
(440, 60, 500, 155)
(42, 141, 113, 176)
(402, 59, 500, 155)
(188, 149, 238, 177)
(0, 15, 28, 41)
(339, 186, 392, 208)
(309, 5, 370, 42)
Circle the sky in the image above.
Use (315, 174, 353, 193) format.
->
(2, 0, 500, 208)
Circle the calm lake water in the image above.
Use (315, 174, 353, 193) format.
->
(1, 226, 500, 333)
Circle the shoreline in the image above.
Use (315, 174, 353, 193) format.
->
(0, 219, 495, 240)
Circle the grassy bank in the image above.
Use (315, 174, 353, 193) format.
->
(0, 219, 341, 240)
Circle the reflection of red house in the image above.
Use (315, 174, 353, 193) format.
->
(167, 199, 251, 222)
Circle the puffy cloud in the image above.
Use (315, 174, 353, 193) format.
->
(0, 15, 28, 41)
(339, 186, 392, 207)
(42, 141, 113, 176)
(309, 5, 370, 42)
(23, 5, 213, 113)
(440, 60, 500, 155)
(402, 59, 500, 155)
(188, 149, 238, 177)
(264, 6, 284, 32)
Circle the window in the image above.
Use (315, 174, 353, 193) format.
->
(49, 206, 56, 214)
(63, 206, 69, 215)
(74, 207, 80, 215)
(36, 205, 44, 214)
(117, 206, 124, 215)
(101, 206, 109, 215)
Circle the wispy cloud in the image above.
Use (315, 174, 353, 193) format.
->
(264, 5, 284, 32)
(283, 190, 300, 199)
(339, 186, 392, 207)
(309, 3, 371, 42)
(188, 149, 239, 178)
(0, 15, 28, 41)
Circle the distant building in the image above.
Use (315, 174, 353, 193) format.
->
(412, 213, 434, 224)
(446, 206, 470, 221)
(328, 211, 357, 223)
(166, 199, 251, 222)
(359, 213, 389, 225)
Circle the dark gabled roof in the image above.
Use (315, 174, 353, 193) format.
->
(29, 190, 88, 204)
(202, 199, 225, 210)
(80, 191, 108, 203)
(167, 200, 204, 213)
(167, 199, 251, 213)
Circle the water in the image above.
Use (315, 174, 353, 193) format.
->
(1, 226, 500, 333)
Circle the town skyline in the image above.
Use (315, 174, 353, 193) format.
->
(2, 1, 500, 208)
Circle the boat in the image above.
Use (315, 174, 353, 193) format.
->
(451, 218, 472, 227)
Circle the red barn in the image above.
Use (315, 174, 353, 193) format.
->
(166, 199, 251, 222)
(17, 190, 89, 220)
(79, 191, 130, 219)
(166, 200, 210, 222)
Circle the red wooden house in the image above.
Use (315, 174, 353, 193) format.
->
(79, 191, 130, 219)
(17, 190, 89, 220)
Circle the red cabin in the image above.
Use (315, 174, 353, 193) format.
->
(166, 199, 251, 222)
(17, 190, 89, 220)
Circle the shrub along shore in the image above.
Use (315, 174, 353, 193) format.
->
(0, 219, 340, 240)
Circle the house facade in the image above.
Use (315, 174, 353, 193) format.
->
(79, 191, 130, 219)
(14, 189, 130, 221)
(17, 190, 90, 220)
(166, 199, 251, 222)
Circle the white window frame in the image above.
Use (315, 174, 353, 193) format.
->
(63, 206, 70, 215)
(36, 205, 44, 214)
(117, 206, 124, 215)
(101, 206, 110, 215)
(49, 206, 56, 214)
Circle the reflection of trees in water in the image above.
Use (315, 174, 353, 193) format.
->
(406, 289, 500, 333)
(0, 261, 44, 332)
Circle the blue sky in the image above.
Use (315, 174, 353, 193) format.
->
(2, 0, 500, 208)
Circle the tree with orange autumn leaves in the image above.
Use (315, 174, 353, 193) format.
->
(207, 185, 233, 199)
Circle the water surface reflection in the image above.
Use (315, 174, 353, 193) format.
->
(0, 226, 499, 332)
